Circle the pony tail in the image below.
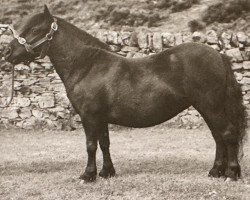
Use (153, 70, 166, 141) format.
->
(222, 54, 248, 159)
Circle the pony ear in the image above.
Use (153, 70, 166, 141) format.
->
(43, 5, 52, 18)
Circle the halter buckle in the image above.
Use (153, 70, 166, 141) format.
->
(18, 37, 26, 45)
(51, 22, 58, 31)
(46, 33, 53, 40)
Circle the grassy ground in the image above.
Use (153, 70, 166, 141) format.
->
(0, 127, 249, 200)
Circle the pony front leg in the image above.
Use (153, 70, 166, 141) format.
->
(99, 124, 116, 178)
(79, 119, 99, 182)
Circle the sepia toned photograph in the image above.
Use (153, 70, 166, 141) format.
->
(0, 0, 249, 199)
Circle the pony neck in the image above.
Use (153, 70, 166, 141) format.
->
(47, 19, 87, 82)
(47, 18, 109, 82)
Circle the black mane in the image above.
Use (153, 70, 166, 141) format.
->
(56, 17, 111, 51)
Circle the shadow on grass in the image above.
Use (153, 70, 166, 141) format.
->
(118, 156, 210, 177)
(1, 156, 211, 177)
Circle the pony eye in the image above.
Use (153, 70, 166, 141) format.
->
(32, 28, 38, 33)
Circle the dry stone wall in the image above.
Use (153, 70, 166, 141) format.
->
(0, 28, 250, 130)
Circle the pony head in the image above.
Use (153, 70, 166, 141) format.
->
(2, 5, 57, 64)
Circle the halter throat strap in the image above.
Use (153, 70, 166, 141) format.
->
(9, 18, 58, 58)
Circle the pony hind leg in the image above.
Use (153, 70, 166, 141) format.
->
(222, 124, 242, 180)
(202, 110, 228, 178)
(208, 132, 227, 178)
(195, 106, 241, 180)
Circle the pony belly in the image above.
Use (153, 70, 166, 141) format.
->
(108, 100, 189, 128)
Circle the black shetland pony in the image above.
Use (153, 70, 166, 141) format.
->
(2, 6, 247, 182)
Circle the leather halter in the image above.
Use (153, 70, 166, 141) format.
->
(9, 18, 58, 59)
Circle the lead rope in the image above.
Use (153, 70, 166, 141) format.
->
(0, 64, 14, 108)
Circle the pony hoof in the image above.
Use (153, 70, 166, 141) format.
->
(99, 167, 116, 179)
(79, 173, 97, 182)
(225, 177, 236, 182)
(208, 168, 222, 178)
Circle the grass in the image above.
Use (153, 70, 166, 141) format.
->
(0, 127, 249, 200)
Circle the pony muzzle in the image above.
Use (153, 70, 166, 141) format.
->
(2, 46, 12, 60)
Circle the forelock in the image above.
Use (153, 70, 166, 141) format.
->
(17, 13, 47, 33)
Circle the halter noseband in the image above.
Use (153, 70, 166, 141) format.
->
(9, 18, 58, 59)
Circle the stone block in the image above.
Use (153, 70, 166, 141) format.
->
(243, 61, 250, 69)
(19, 107, 32, 119)
(243, 72, 250, 77)
(16, 121, 24, 128)
(206, 30, 218, 44)
(221, 32, 232, 49)
(241, 85, 250, 92)
(41, 62, 53, 69)
(0, 97, 12, 106)
(175, 33, 183, 45)
(192, 31, 206, 43)
(183, 33, 193, 43)
(1, 108, 19, 119)
(237, 32, 247, 44)
(128, 32, 138, 47)
(38, 77, 51, 84)
(126, 52, 135, 58)
(48, 72, 61, 80)
(37, 94, 55, 108)
(29, 62, 43, 71)
(57, 111, 69, 119)
(48, 106, 65, 113)
(241, 51, 250, 61)
(137, 32, 148, 49)
(231, 33, 239, 47)
(55, 93, 70, 107)
(72, 114, 81, 122)
(162, 32, 175, 47)
(234, 72, 243, 81)
(243, 92, 250, 100)
(242, 77, 250, 84)
(133, 52, 145, 58)
(107, 31, 119, 44)
(187, 109, 200, 116)
(15, 63, 30, 71)
(95, 30, 108, 43)
(246, 34, 250, 46)
(12, 97, 31, 107)
(148, 33, 154, 50)
(32, 109, 44, 119)
(22, 79, 38, 86)
(232, 63, 243, 70)
(109, 45, 121, 52)
(210, 44, 220, 51)
(22, 116, 37, 129)
(0, 83, 12, 97)
(121, 46, 139, 52)
(117, 51, 127, 57)
(119, 32, 131, 46)
(14, 81, 22, 90)
(152, 32, 163, 51)
(30, 86, 46, 94)
(49, 83, 65, 93)
(225, 48, 243, 62)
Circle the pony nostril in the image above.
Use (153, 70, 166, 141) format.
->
(3, 47, 12, 58)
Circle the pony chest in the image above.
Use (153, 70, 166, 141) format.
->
(66, 82, 104, 115)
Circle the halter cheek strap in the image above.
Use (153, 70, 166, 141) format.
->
(9, 18, 58, 59)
